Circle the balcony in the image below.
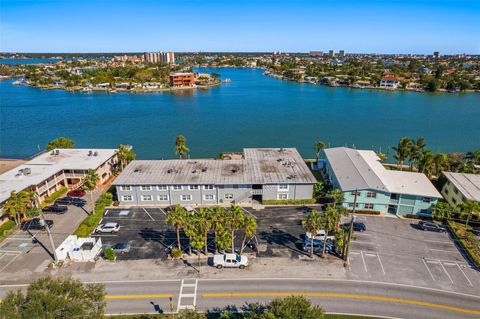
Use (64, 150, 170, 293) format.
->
(251, 189, 263, 195)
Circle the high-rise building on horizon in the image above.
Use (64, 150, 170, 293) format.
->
(338, 50, 345, 57)
(328, 50, 335, 57)
(433, 51, 440, 58)
(144, 51, 175, 64)
(309, 51, 324, 57)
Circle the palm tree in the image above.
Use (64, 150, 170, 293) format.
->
(460, 200, 480, 228)
(431, 201, 455, 222)
(393, 138, 413, 171)
(326, 188, 344, 208)
(211, 206, 227, 253)
(302, 211, 323, 258)
(225, 205, 245, 253)
(321, 206, 347, 257)
(433, 153, 450, 178)
(81, 169, 99, 214)
(408, 137, 426, 171)
(465, 151, 480, 165)
(165, 205, 187, 251)
(116, 144, 136, 171)
(2, 191, 29, 225)
(376, 152, 387, 162)
(240, 215, 257, 254)
(418, 150, 435, 178)
(175, 135, 190, 159)
(314, 141, 326, 161)
(196, 208, 213, 255)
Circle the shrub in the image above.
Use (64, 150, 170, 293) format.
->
(103, 248, 116, 261)
(74, 192, 112, 237)
(448, 221, 480, 268)
(171, 247, 182, 259)
(75, 224, 90, 237)
(0, 220, 16, 240)
(43, 187, 68, 204)
(262, 199, 316, 205)
(404, 214, 423, 219)
(354, 210, 381, 215)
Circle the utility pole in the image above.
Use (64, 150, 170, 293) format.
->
(343, 189, 357, 266)
(33, 192, 57, 262)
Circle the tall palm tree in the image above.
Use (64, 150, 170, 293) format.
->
(326, 188, 344, 208)
(302, 211, 323, 258)
(82, 169, 99, 214)
(408, 137, 426, 171)
(175, 135, 190, 159)
(116, 144, 136, 171)
(393, 138, 413, 171)
(196, 207, 213, 255)
(165, 205, 187, 251)
(322, 206, 347, 257)
(433, 153, 450, 178)
(211, 206, 227, 253)
(2, 191, 29, 225)
(240, 215, 257, 254)
(314, 141, 326, 161)
(460, 200, 480, 228)
(225, 205, 245, 253)
(418, 150, 435, 178)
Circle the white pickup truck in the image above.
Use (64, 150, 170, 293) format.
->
(305, 229, 335, 241)
(213, 253, 249, 269)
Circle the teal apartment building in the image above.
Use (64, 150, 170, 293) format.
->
(324, 147, 442, 217)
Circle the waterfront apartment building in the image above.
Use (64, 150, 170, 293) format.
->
(114, 148, 316, 206)
(441, 172, 480, 207)
(144, 51, 175, 64)
(0, 148, 118, 209)
(324, 147, 441, 217)
(169, 72, 196, 87)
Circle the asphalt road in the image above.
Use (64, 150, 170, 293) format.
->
(2, 278, 479, 319)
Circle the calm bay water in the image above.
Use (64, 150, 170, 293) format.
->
(0, 67, 479, 160)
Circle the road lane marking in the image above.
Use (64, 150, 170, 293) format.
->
(105, 294, 173, 299)
(143, 208, 155, 221)
(201, 292, 480, 315)
(422, 258, 435, 281)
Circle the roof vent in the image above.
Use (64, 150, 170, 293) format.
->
(51, 151, 55, 155)
(22, 168, 31, 175)
(134, 168, 142, 173)
(192, 170, 197, 174)
(167, 169, 173, 174)
(55, 150, 60, 155)
(231, 169, 237, 174)
(88, 150, 93, 156)
(93, 151, 98, 156)
(202, 167, 207, 172)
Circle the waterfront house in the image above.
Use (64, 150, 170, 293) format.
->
(0, 148, 118, 213)
(324, 147, 441, 217)
(114, 148, 316, 207)
(441, 172, 480, 207)
(169, 72, 196, 87)
(379, 75, 402, 89)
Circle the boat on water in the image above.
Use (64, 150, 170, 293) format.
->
(222, 78, 232, 83)
(81, 87, 92, 93)
(13, 78, 27, 85)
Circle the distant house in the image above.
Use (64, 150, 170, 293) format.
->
(169, 72, 196, 87)
(324, 147, 441, 217)
(379, 75, 402, 89)
(441, 172, 480, 207)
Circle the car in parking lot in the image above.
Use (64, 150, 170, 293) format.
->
(67, 189, 85, 197)
(342, 221, 367, 232)
(213, 253, 248, 269)
(42, 205, 68, 214)
(303, 238, 332, 254)
(417, 221, 446, 232)
(305, 229, 335, 241)
(95, 223, 120, 233)
(107, 242, 131, 253)
(55, 196, 86, 206)
(470, 228, 480, 236)
(21, 218, 54, 230)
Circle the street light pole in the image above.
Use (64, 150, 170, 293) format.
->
(33, 192, 57, 262)
(344, 189, 357, 266)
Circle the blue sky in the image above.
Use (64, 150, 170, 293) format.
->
(1, 0, 479, 53)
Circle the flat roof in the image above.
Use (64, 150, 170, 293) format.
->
(324, 147, 441, 198)
(114, 148, 317, 185)
(0, 148, 117, 204)
(443, 172, 480, 202)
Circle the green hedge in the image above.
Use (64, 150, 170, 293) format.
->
(43, 186, 68, 205)
(74, 192, 113, 237)
(448, 221, 480, 268)
(262, 199, 316, 205)
(0, 220, 16, 241)
(354, 210, 381, 215)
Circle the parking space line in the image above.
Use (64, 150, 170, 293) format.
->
(159, 208, 167, 216)
(377, 254, 386, 275)
(0, 253, 21, 272)
(104, 210, 109, 216)
(360, 251, 367, 272)
(422, 258, 435, 281)
(440, 262, 454, 284)
(456, 262, 473, 287)
(143, 208, 155, 221)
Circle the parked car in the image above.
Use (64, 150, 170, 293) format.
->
(303, 238, 332, 254)
(110, 243, 131, 254)
(21, 218, 54, 231)
(55, 196, 86, 206)
(417, 221, 446, 232)
(42, 205, 68, 214)
(67, 189, 85, 197)
(470, 228, 480, 236)
(305, 229, 335, 241)
(342, 222, 367, 232)
(95, 223, 120, 233)
(213, 253, 248, 269)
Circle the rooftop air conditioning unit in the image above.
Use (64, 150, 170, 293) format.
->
(93, 151, 98, 156)
(22, 168, 31, 175)
(88, 150, 93, 156)
(55, 150, 60, 155)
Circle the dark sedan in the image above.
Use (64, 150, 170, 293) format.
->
(342, 222, 367, 232)
(42, 205, 68, 214)
(21, 218, 54, 231)
(55, 196, 86, 206)
(417, 221, 446, 232)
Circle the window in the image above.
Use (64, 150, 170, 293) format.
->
(278, 184, 289, 191)
(348, 203, 359, 208)
(452, 198, 457, 204)
(141, 195, 153, 201)
(157, 185, 168, 191)
(203, 185, 215, 190)
(422, 197, 431, 203)
(121, 195, 133, 201)
(277, 193, 288, 200)
(366, 192, 376, 198)
(181, 194, 192, 201)
(189, 185, 199, 190)
(364, 203, 374, 209)
(204, 194, 215, 201)
(224, 193, 233, 199)
(351, 191, 361, 196)
(454, 188, 459, 194)
(172, 185, 183, 190)
(158, 194, 169, 201)
(141, 185, 152, 191)
(444, 188, 449, 195)
(120, 186, 131, 191)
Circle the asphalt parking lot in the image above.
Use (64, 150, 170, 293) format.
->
(347, 215, 480, 295)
